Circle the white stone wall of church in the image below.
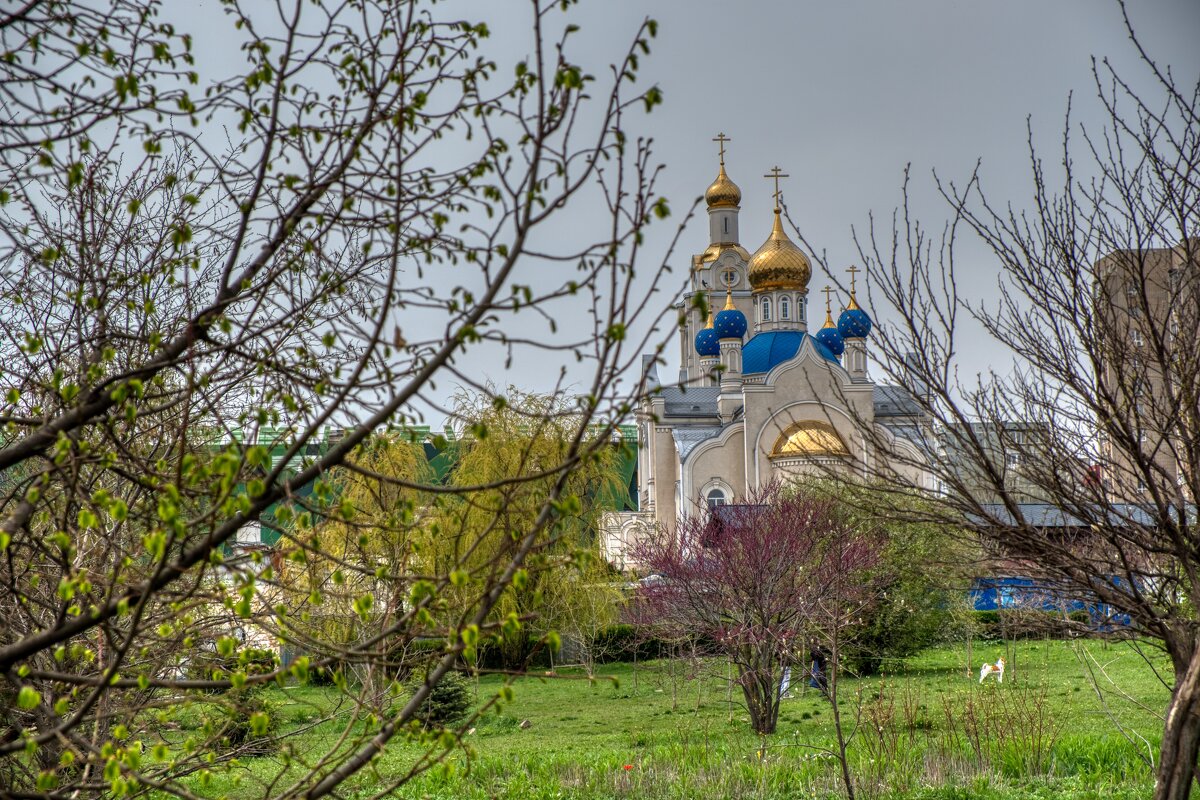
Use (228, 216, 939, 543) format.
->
(683, 425, 746, 511)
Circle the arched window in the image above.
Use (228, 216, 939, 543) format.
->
(706, 488, 727, 509)
(780, 296, 790, 320)
(761, 297, 771, 321)
(798, 296, 806, 323)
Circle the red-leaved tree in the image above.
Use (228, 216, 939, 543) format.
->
(630, 488, 883, 737)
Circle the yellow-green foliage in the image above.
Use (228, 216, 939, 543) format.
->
(282, 432, 433, 652)
(430, 388, 626, 664)
(282, 388, 626, 669)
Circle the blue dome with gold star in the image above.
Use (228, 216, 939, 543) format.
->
(837, 267, 873, 339)
(815, 323, 845, 356)
(694, 311, 720, 357)
(714, 291, 747, 340)
(837, 306, 872, 339)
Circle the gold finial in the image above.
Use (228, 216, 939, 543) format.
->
(713, 132, 731, 166)
(705, 135, 741, 209)
(763, 165, 789, 211)
(822, 285, 836, 328)
(704, 294, 715, 328)
(724, 284, 736, 311)
(846, 265, 861, 310)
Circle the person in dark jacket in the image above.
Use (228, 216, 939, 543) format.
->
(809, 644, 829, 695)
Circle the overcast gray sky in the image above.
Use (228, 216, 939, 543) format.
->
(184, 0, 1200, 422)
(443, 0, 1200, 408)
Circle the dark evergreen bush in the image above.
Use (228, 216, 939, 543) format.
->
(214, 692, 279, 756)
(408, 671, 472, 728)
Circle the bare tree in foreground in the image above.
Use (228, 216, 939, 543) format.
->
(0, 1, 684, 797)
(849, 7, 1200, 798)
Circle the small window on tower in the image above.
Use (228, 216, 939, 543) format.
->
(762, 297, 771, 321)
(781, 297, 790, 319)
(723, 218, 729, 234)
(799, 297, 806, 323)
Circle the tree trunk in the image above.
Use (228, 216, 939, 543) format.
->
(738, 665, 778, 735)
(1155, 644, 1200, 800)
(828, 646, 856, 800)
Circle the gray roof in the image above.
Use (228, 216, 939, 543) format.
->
(659, 385, 720, 418)
(673, 426, 725, 461)
(873, 384, 923, 417)
(972, 503, 1195, 528)
(878, 420, 927, 447)
(642, 355, 661, 390)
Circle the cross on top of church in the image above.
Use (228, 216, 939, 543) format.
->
(712, 132, 731, 165)
(823, 285, 834, 314)
(763, 165, 789, 210)
(846, 264, 860, 295)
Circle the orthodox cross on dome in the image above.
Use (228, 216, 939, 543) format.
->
(763, 165, 789, 211)
(846, 264, 861, 309)
(712, 132, 731, 165)
(823, 285, 834, 314)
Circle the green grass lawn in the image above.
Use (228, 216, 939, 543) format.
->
(180, 638, 1173, 799)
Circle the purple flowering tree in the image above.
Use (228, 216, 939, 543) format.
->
(630, 487, 883, 736)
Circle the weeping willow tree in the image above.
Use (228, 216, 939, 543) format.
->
(433, 388, 628, 668)
(276, 388, 628, 680)
(275, 434, 435, 686)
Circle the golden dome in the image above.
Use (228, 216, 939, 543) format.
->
(771, 420, 850, 457)
(748, 210, 811, 293)
(705, 163, 742, 209)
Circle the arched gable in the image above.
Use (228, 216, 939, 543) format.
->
(682, 422, 745, 510)
(748, 401, 864, 488)
(764, 335, 853, 387)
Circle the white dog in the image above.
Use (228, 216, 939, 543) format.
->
(978, 656, 1005, 684)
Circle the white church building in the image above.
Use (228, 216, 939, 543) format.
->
(603, 137, 933, 568)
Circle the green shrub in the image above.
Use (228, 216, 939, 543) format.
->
(237, 647, 279, 677)
(474, 636, 552, 671)
(212, 692, 279, 756)
(408, 671, 472, 728)
(973, 608, 1096, 640)
(843, 581, 958, 676)
(973, 609, 1001, 626)
(305, 664, 345, 687)
(592, 624, 666, 663)
(186, 644, 278, 691)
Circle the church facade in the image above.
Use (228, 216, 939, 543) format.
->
(603, 139, 933, 568)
